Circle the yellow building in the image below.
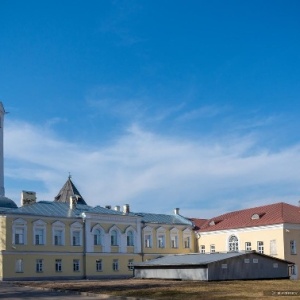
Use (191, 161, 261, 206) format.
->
(0, 177, 194, 280)
(196, 202, 300, 279)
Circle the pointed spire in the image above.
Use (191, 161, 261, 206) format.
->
(54, 176, 87, 205)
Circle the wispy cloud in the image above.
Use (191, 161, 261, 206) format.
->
(5, 119, 300, 218)
(177, 105, 227, 122)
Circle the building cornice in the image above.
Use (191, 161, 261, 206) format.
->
(199, 223, 284, 236)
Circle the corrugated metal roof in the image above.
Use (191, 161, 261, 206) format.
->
(4, 201, 91, 218)
(1, 199, 192, 225)
(135, 252, 245, 267)
(136, 212, 192, 225)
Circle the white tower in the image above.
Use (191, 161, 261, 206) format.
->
(0, 102, 5, 196)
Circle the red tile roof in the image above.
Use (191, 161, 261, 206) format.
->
(198, 202, 300, 232)
(189, 218, 207, 230)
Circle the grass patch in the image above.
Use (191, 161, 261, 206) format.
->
(16, 278, 300, 299)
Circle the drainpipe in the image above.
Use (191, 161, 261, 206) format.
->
(141, 221, 145, 262)
(81, 212, 87, 279)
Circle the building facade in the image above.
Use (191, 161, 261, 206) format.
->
(0, 178, 194, 280)
(196, 202, 300, 279)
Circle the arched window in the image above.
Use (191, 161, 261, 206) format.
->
(127, 230, 134, 246)
(111, 230, 118, 246)
(94, 229, 102, 246)
(228, 235, 239, 251)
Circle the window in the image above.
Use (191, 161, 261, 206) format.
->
(55, 259, 62, 272)
(200, 245, 205, 253)
(94, 229, 102, 246)
(33, 220, 47, 246)
(253, 258, 258, 263)
(245, 242, 252, 251)
(244, 259, 250, 263)
(170, 228, 179, 248)
(12, 219, 27, 245)
(72, 231, 81, 246)
(96, 259, 102, 272)
(270, 239, 277, 255)
(210, 244, 215, 253)
(144, 234, 152, 248)
(183, 228, 192, 249)
(158, 235, 165, 248)
(184, 236, 191, 248)
(143, 226, 153, 248)
(273, 263, 278, 268)
(128, 259, 134, 270)
(112, 259, 119, 271)
(171, 236, 178, 248)
(257, 241, 264, 254)
(73, 259, 80, 272)
(70, 222, 83, 246)
(290, 265, 297, 275)
(127, 230, 134, 246)
(228, 235, 238, 251)
(15, 259, 23, 273)
(111, 230, 118, 246)
(36, 259, 43, 272)
(54, 230, 63, 246)
(52, 221, 65, 246)
(35, 229, 45, 245)
(15, 228, 25, 245)
(290, 240, 297, 255)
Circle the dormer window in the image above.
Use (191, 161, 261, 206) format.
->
(209, 220, 221, 226)
(251, 213, 264, 220)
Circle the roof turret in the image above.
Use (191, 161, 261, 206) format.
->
(54, 176, 87, 205)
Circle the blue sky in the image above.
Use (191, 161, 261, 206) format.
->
(1, 0, 300, 217)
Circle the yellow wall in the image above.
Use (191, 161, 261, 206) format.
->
(142, 224, 194, 255)
(198, 226, 284, 257)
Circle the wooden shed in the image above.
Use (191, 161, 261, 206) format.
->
(133, 251, 293, 281)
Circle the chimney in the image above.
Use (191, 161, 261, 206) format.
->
(174, 208, 180, 215)
(105, 205, 112, 209)
(114, 205, 120, 212)
(123, 204, 130, 214)
(21, 191, 37, 206)
(69, 195, 77, 209)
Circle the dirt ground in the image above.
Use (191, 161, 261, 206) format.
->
(16, 278, 300, 299)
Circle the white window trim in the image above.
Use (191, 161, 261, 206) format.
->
(112, 259, 119, 271)
(200, 245, 205, 253)
(12, 218, 27, 245)
(33, 220, 47, 246)
(228, 234, 239, 252)
(245, 242, 252, 251)
(290, 240, 297, 255)
(257, 241, 264, 254)
(108, 225, 121, 247)
(156, 227, 166, 248)
(96, 259, 102, 272)
(15, 259, 23, 273)
(55, 259, 62, 272)
(91, 224, 104, 246)
(52, 221, 65, 246)
(170, 228, 179, 249)
(70, 222, 83, 246)
(143, 226, 153, 248)
(183, 228, 192, 249)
